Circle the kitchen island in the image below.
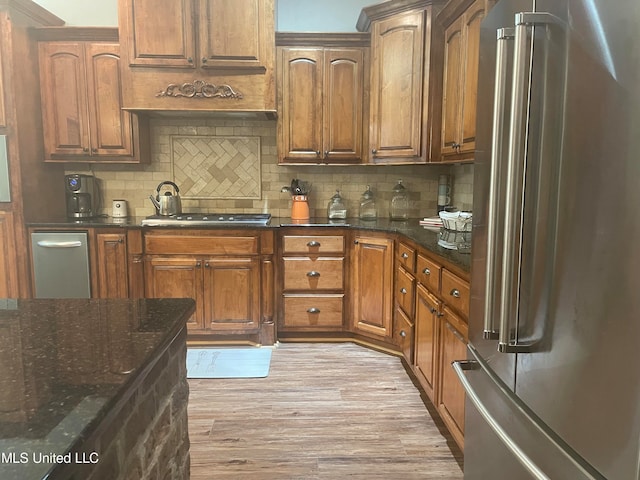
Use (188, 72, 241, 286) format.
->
(0, 297, 195, 480)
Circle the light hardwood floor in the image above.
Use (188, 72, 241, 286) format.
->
(188, 342, 463, 479)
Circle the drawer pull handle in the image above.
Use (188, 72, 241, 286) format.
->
(307, 241, 321, 247)
(307, 271, 321, 278)
(307, 307, 320, 314)
(451, 289, 461, 298)
(423, 268, 431, 275)
(399, 330, 407, 338)
(401, 252, 409, 259)
(429, 307, 437, 314)
(400, 288, 407, 294)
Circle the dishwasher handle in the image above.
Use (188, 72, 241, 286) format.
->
(37, 240, 83, 248)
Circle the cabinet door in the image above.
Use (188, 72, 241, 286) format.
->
(414, 284, 440, 402)
(438, 306, 467, 450)
(278, 48, 324, 163)
(369, 10, 424, 161)
(440, 17, 463, 157)
(38, 42, 90, 157)
(120, 0, 195, 68)
(458, 0, 487, 155)
(198, 0, 271, 70)
(0, 212, 18, 298)
(203, 257, 260, 332)
(0, 49, 5, 128)
(352, 236, 393, 338)
(95, 231, 129, 298)
(145, 256, 203, 330)
(323, 48, 364, 163)
(85, 43, 134, 157)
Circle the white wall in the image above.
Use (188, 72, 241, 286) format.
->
(32, 0, 377, 30)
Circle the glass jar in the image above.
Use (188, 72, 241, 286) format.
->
(389, 179, 409, 220)
(327, 190, 347, 219)
(359, 185, 377, 220)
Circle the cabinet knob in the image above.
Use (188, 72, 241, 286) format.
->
(306, 271, 320, 278)
(83, 147, 89, 153)
(401, 252, 409, 259)
(450, 289, 461, 298)
(324, 151, 329, 157)
(399, 330, 407, 338)
(451, 143, 459, 150)
(354, 240, 359, 245)
(400, 288, 407, 294)
(187, 57, 193, 64)
(429, 306, 437, 314)
(307, 307, 320, 314)
(423, 268, 431, 275)
(205, 262, 210, 268)
(91, 148, 98, 153)
(117, 238, 123, 244)
(306, 241, 321, 247)
(371, 149, 377, 155)
(316, 150, 321, 156)
(201, 57, 208, 64)
(196, 261, 201, 268)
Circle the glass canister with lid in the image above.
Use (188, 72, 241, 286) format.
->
(389, 179, 409, 220)
(327, 190, 347, 219)
(359, 185, 377, 220)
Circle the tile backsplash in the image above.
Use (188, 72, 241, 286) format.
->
(67, 117, 474, 218)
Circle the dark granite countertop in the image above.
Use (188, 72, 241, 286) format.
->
(0, 298, 195, 479)
(26, 216, 471, 273)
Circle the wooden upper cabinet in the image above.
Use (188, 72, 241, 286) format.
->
(439, 0, 491, 162)
(368, 9, 425, 162)
(277, 37, 365, 164)
(124, 0, 195, 68)
(199, 0, 269, 71)
(38, 35, 149, 163)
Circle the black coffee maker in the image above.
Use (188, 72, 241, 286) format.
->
(65, 174, 98, 218)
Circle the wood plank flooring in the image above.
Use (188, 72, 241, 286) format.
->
(188, 342, 463, 479)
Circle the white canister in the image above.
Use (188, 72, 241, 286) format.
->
(112, 199, 128, 217)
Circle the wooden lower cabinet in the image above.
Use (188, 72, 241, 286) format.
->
(394, 306, 414, 364)
(351, 235, 394, 339)
(145, 256, 203, 331)
(283, 294, 344, 330)
(94, 231, 129, 298)
(414, 283, 440, 403)
(437, 305, 468, 450)
(145, 255, 260, 334)
(0, 211, 19, 298)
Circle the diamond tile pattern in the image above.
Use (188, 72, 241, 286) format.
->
(171, 136, 261, 199)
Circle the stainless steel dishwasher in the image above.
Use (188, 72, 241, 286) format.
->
(31, 232, 91, 298)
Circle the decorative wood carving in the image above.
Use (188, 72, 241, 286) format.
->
(156, 80, 244, 99)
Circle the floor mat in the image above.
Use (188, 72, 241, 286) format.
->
(186, 348, 272, 378)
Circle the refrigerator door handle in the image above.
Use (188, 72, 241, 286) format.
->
(483, 27, 514, 340)
(498, 12, 564, 354)
(453, 360, 550, 480)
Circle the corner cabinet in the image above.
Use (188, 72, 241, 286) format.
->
(276, 34, 368, 165)
(351, 234, 394, 339)
(118, 0, 276, 112)
(358, 1, 444, 164)
(36, 29, 149, 163)
(438, 0, 494, 162)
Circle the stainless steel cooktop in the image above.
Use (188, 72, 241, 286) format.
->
(141, 213, 271, 226)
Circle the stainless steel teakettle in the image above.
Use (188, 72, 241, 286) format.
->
(149, 181, 182, 216)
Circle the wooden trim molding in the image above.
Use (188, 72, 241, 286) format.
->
(276, 32, 370, 47)
(356, 0, 445, 32)
(0, 0, 63, 26)
(31, 26, 119, 42)
(156, 81, 244, 99)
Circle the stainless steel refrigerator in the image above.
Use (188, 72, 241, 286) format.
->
(455, 0, 640, 478)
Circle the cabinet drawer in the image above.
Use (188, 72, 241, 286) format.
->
(283, 257, 344, 291)
(441, 269, 470, 319)
(145, 235, 258, 255)
(416, 254, 441, 292)
(394, 306, 414, 364)
(282, 235, 344, 254)
(283, 294, 344, 329)
(397, 242, 416, 272)
(396, 266, 415, 319)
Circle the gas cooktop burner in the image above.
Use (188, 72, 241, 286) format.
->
(141, 213, 271, 226)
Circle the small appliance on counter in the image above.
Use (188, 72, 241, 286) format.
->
(65, 174, 99, 218)
(112, 199, 128, 218)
